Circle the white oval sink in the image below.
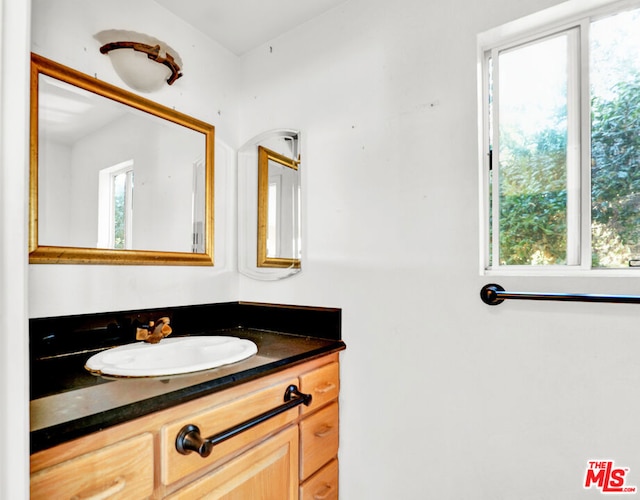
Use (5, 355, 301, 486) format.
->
(85, 336, 258, 377)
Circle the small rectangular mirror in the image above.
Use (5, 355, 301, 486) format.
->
(30, 53, 215, 265)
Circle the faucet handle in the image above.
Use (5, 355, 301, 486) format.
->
(136, 317, 172, 343)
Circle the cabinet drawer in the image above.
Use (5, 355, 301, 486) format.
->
(161, 376, 299, 486)
(300, 458, 339, 500)
(300, 362, 339, 414)
(300, 402, 339, 480)
(30, 433, 154, 499)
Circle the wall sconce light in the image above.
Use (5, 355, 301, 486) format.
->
(94, 30, 183, 92)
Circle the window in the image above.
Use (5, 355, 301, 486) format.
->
(97, 160, 134, 249)
(192, 159, 206, 253)
(479, 1, 640, 273)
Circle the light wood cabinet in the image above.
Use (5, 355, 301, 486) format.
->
(30, 353, 340, 499)
(30, 433, 154, 499)
(299, 362, 339, 414)
(300, 459, 339, 500)
(300, 402, 339, 481)
(160, 375, 300, 487)
(167, 426, 298, 500)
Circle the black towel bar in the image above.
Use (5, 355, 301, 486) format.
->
(480, 283, 640, 306)
(175, 384, 312, 458)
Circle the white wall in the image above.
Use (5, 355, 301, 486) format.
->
(237, 0, 640, 498)
(12, 0, 640, 499)
(0, 1, 31, 498)
(29, 0, 240, 317)
(38, 139, 72, 244)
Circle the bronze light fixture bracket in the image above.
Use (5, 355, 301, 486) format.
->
(99, 41, 183, 85)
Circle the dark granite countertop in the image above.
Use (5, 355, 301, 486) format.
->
(30, 303, 344, 454)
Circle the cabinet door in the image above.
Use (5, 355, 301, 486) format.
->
(168, 426, 298, 500)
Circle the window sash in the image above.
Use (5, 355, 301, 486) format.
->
(484, 23, 588, 270)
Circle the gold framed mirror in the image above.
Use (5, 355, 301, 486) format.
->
(257, 146, 301, 269)
(29, 53, 215, 265)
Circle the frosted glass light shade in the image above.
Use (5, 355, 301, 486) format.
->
(94, 30, 183, 93)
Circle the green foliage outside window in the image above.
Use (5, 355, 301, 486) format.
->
(591, 73, 640, 267)
(499, 114, 568, 265)
(498, 74, 640, 267)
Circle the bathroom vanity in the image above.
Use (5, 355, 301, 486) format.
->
(29, 302, 344, 499)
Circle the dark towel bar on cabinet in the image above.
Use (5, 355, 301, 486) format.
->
(480, 283, 640, 306)
(175, 384, 312, 458)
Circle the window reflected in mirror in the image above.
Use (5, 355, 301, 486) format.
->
(97, 160, 134, 250)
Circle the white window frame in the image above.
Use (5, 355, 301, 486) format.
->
(478, 0, 640, 277)
(97, 160, 134, 250)
(191, 158, 206, 253)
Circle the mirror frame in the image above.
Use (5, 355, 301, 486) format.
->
(257, 145, 301, 269)
(29, 53, 215, 265)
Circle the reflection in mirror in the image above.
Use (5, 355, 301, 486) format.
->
(30, 53, 215, 265)
(258, 146, 300, 268)
(238, 130, 302, 280)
